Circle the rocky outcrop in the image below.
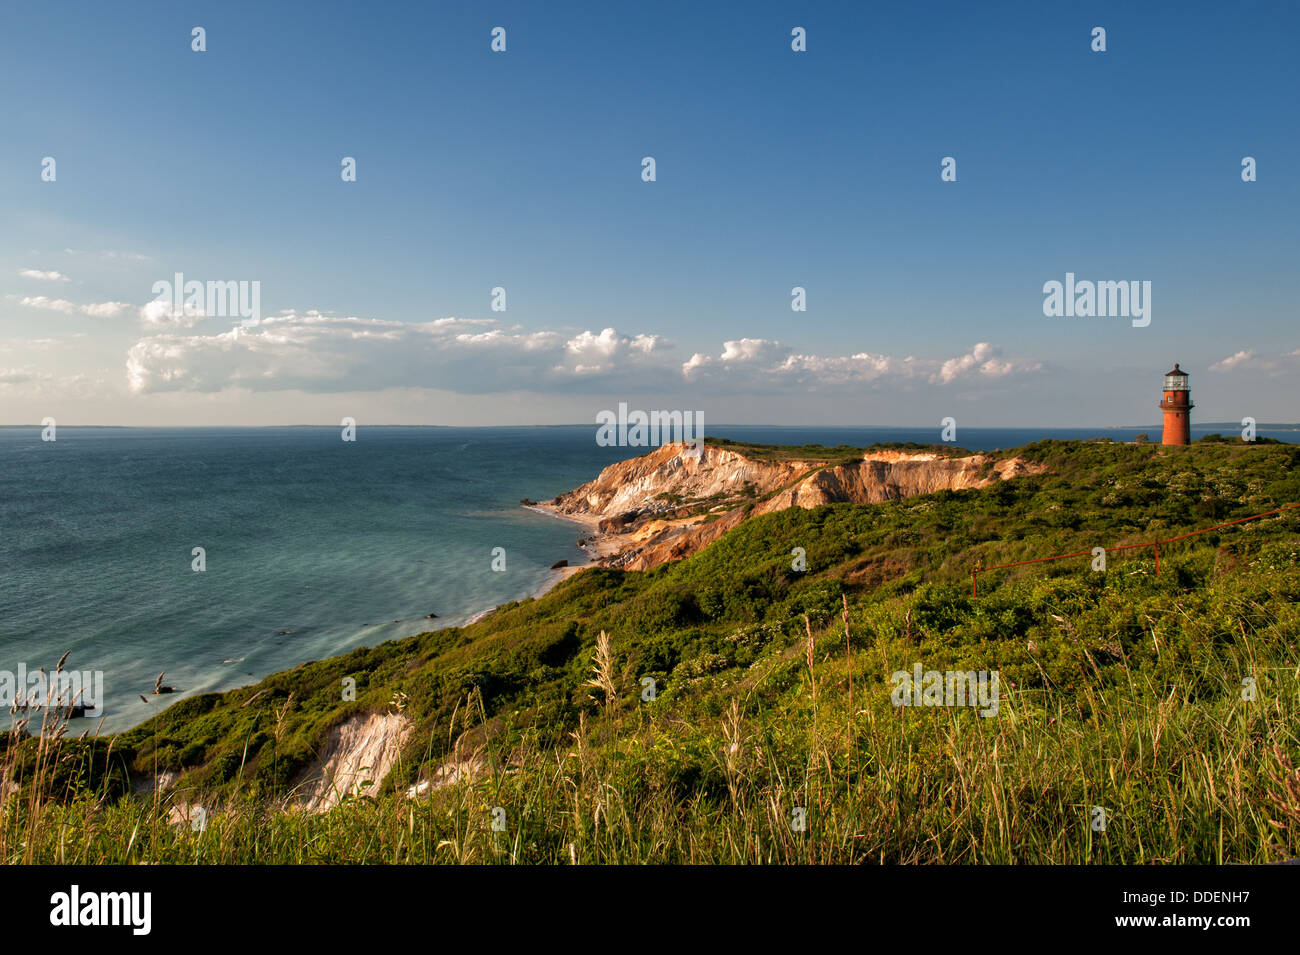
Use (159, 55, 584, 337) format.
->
(538, 442, 1042, 570)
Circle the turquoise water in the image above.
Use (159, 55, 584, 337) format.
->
(0, 426, 633, 731)
(2, 424, 1294, 731)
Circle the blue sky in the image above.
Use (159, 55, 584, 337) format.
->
(2, 0, 1296, 426)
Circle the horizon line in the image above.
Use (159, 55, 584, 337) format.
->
(2, 422, 1296, 431)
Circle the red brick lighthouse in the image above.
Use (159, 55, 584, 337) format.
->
(1159, 363, 1193, 445)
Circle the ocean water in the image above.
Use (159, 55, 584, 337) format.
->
(2, 424, 1295, 732)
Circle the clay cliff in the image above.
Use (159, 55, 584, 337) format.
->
(537, 442, 1043, 570)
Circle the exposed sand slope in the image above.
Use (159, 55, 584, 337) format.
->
(293, 711, 412, 813)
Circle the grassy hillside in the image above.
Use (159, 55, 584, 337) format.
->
(4, 438, 1300, 863)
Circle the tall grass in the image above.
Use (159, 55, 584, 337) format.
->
(5, 584, 1297, 864)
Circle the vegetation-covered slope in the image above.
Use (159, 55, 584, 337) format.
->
(4, 437, 1299, 863)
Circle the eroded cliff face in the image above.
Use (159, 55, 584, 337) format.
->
(539, 443, 1042, 570)
(292, 712, 412, 813)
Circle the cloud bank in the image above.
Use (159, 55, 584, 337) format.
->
(123, 312, 1043, 397)
(20, 296, 131, 318)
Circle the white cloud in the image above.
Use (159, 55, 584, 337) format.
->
(80, 301, 132, 318)
(560, 327, 670, 373)
(630, 334, 668, 354)
(19, 296, 131, 318)
(1210, 349, 1257, 371)
(1209, 348, 1299, 375)
(682, 352, 712, 377)
(933, 342, 1040, 384)
(19, 296, 79, 314)
(776, 352, 909, 384)
(682, 339, 792, 380)
(18, 269, 68, 282)
(721, 338, 787, 364)
(140, 299, 206, 328)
